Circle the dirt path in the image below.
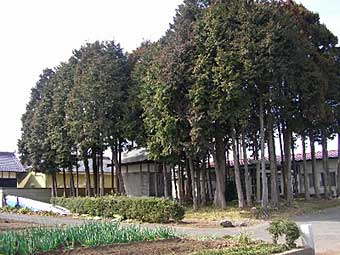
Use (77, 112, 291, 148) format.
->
(0, 213, 86, 226)
(0, 218, 39, 232)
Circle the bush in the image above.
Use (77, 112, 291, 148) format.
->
(51, 196, 185, 223)
(268, 219, 300, 248)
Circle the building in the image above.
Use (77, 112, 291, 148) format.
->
(0, 152, 26, 187)
(119, 148, 171, 197)
(294, 150, 339, 196)
(227, 150, 340, 198)
(16, 146, 339, 199)
(18, 157, 115, 196)
(119, 148, 340, 201)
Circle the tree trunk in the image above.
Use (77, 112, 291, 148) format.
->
(231, 127, 245, 208)
(163, 162, 169, 198)
(201, 164, 207, 206)
(337, 133, 340, 197)
(268, 121, 278, 207)
(291, 138, 298, 195)
(83, 156, 91, 196)
(62, 167, 67, 197)
(75, 155, 79, 197)
(155, 163, 159, 197)
(253, 139, 261, 203)
(309, 133, 320, 198)
(178, 162, 184, 203)
(302, 134, 310, 200)
(322, 129, 331, 198)
(283, 127, 293, 204)
(92, 151, 98, 196)
(188, 155, 198, 210)
(278, 122, 286, 197)
(51, 171, 57, 197)
(213, 132, 228, 209)
(173, 165, 178, 200)
(118, 141, 125, 194)
(100, 151, 105, 196)
(207, 154, 213, 201)
(242, 133, 252, 207)
(111, 147, 115, 193)
(259, 98, 268, 209)
(112, 147, 120, 193)
(196, 164, 201, 205)
(186, 159, 192, 199)
(69, 164, 75, 197)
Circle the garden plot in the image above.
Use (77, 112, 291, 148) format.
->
(0, 221, 292, 255)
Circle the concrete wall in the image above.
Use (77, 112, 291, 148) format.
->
(0, 187, 51, 207)
(122, 162, 170, 197)
(121, 162, 157, 174)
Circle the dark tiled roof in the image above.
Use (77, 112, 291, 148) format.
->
(212, 150, 339, 168)
(71, 158, 112, 173)
(0, 152, 26, 172)
(121, 148, 148, 164)
(292, 149, 338, 162)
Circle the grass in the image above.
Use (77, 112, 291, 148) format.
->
(184, 201, 253, 222)
(184, 198, 340, 222)
(190, 243, 287, 255)
(0, 222, 178, 255)
(191, 234, 288, 255)
(269, 198, 340, 219)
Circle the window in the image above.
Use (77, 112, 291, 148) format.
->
(308, 174, 314, 188)
(330, 172, 336, 186)
(320, 173, 325, 187)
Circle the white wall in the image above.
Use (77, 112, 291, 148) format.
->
(297, 159, 338, 196)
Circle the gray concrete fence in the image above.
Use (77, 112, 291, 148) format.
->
(0, 188, 51, 207)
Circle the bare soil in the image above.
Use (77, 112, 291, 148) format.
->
(44, 238, 236, 255)
(0, 218, 38, 232)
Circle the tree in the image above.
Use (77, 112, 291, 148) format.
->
(66, 41, 129, 196)
(19, 69, 59, 196)
(48, 59, 78, 197)
(137, 0, 210, 208)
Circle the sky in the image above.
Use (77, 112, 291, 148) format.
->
(0, 0, 339, 155)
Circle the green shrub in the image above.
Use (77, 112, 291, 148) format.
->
(232, 233, 253, 245)
(51, 196, 185, 223)
(268, 219, 300, 248)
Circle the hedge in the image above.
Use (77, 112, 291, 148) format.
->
(51, 196, 185, 223)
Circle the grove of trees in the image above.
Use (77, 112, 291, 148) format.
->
(19, 0, 340, 210)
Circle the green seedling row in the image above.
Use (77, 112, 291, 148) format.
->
(0, 222, 178, 255)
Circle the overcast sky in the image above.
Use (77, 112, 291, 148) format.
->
(0, 0, 339, 154)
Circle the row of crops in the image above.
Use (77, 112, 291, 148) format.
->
(0, 222, 178, 255)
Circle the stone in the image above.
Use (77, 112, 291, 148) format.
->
(220, 220, 234, 228)
(239, 222, 248, 227)
(250, 207, 257, 213)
